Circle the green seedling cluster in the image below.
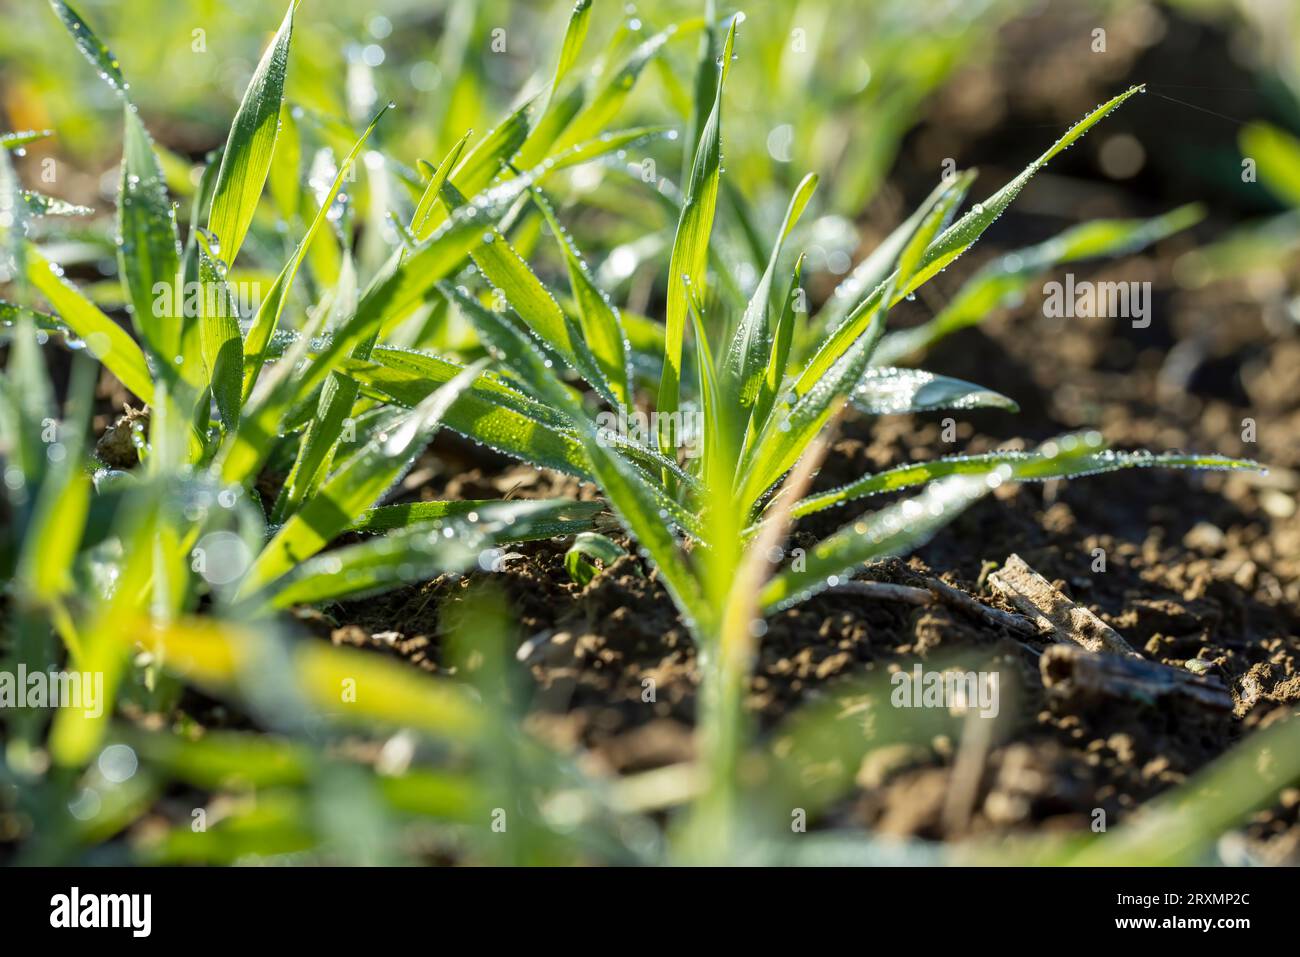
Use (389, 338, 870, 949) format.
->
(0, 1, 1286, 866)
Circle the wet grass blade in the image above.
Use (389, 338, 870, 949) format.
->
(242, 103, 391, 401)
(2, 130, 54, 150)
(531, 186, 632, 408)
(219, 196, 501, 485)
(874, 204, 1203, 365)
(440, 180, 610, 402)
(119, 106, 182, 362)
(551, 0, 594, 93)
(206, 0, 296, 266)
(723, 172, 817, 415)
(850, 367, 1018, 416)
(410, 132, 470, 242)
(19, 192, 93, 217)
(24, 249, 154, 403)
(809, 178, 968, 342)
(658, 16, 737, 443)
(348, 498, 602, 535)
(337, 349, 592, 478)
(799, 87, 1143, 391)
(270, 254, 360, 522)
(448, 284, 706, 618)
(414, 100, 535, 238)
(764, 437, 1261, 607)
(511, 0, 594, 167)
(47, 0, 182, 366)
(739, 176, 966, 509)
(750, 254, 805, 440)
(240, 360, 486, 595)
(266, 499, 600, 608)
(47, 0, 128, 97)
(196, 245, 243, 430)
(550, 19, 693, 156)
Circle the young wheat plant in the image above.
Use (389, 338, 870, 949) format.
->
(0, 1, 1269, 864)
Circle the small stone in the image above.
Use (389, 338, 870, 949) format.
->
(1260, 489, 1296, 520)
(1183, 521, 1226, 553)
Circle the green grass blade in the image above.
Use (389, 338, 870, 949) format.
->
(851, 367, 1018, 416)
(337, 348, 592, 478)
(47, 0, 128, 97)
(448, 284, 706, 614)
(531, 187, 632, 408)
(512, 0, 595, 166)
(790, 437, 1259, 522)
(874, 204, 1203, 365)
(48, 0, 183, 367)
(799, 87, 1144, 391)
(2, 130, 54, 150)
(764, 437, 1261, 607)
(266, 499, 595, 608)
(740, 177, 967, 510)
(410, 132, 470, 242)
(242, 104, 391, 401)
(750, 254, 805, 441)
(196, 246, 243, 430)
(1241, 122, 1300, 209)
(550, 19, 691, 156)
(240, 360, 486, 595)
(440, 179, 609, 402)
(687, 291, 723, 479)
(658, 16, 737, 443)
(119, 106, 183, 363)
(723, 172, 817, 415)
(270, 254, 361, 522)
(414, 100, 535, 239)
(19, 191, 93, 217)
(809, 179, 968, 342)
(348, 498, 602, 535)
(551, 0, 594, 92)
(206, 0, 296, 266)
(220, 209, 496, 485)
(24, 248, 154, 403)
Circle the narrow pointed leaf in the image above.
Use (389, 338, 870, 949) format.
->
(242, 104, 391, 400)
(740, 176, 968, 508)
(874, 204, 1203, 365)
(441, 179, 610, 401)
(800, 87, 1144, 392)
(24, 249, 154, 403)
(532, 187, 632, 407)
(850, 367, 1018, 416)
(447, 284, 707, 615)
(48, 0, 128, 97)
(206, 0, 296, 266)
(750, 255, 805, 438)
(119, 106, 182, 362)
(410, 132, 469, 242)
(723, 172, 817, 412)
(241, 360, 486, 594)
(790, 444, 1259, 521)
(658, 16, 737, 442)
